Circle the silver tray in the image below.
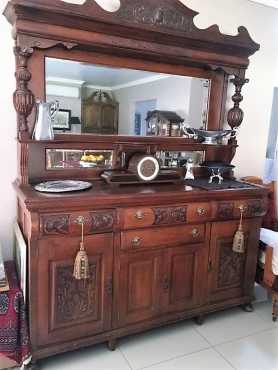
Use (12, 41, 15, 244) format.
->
(34, 180, 92, 193)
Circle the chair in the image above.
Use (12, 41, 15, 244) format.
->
(242, 177, 278, 321)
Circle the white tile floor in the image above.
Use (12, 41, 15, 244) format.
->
(26, 301, 278, 370)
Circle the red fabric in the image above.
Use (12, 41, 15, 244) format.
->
(0, 261, 30, 365)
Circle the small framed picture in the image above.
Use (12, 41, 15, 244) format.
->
(53, 109, 72, 130)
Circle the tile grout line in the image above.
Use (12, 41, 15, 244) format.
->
(118, 346, 134, 370)
(211, 325, 278, 348)
(213, 346, 237, 370)
(128, 347, 213, 370)
(191, 324, 237, 369)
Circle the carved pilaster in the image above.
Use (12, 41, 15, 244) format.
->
(13, 47, 35, 140)
(227, 76, 249, 133)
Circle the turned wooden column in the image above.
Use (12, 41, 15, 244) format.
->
(13, 47, 35, 140)
(227, 76, 249, 144)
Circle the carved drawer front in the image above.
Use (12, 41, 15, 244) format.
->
(216, 199, 267, 220)
(121, 205, 187, 230)
(121, 224, 205, 251)
(40, 210, 115, 236)
(234, 199, 267, 218)
(187, 202, 211, 223)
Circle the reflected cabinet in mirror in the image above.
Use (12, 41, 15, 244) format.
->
(45, 58, 211, 137)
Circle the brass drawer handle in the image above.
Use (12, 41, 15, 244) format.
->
(191, 228, 200, 238)
(131, 236, 142, 247)
(135, 210, 145, 220)
(197, 208, 206, 216)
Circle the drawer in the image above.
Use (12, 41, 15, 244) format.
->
(187, 202, 211, 222)
(121, 224, 205, 251)
(216, 199, 267, 220)
(121, 205, 187, 230)
(40, 210, 115, 236)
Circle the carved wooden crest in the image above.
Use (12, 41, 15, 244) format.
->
(4, 0, 259, 57)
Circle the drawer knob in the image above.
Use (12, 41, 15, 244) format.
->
(197, 208, 206, 216)
(135, 211, 145, 220)
(191, 228, 200, 238)
(131, 237, 142, 247)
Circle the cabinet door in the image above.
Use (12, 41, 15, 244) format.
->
(101, 104, 118, 134)
(161, 244, 208, 313)
(117, 250, 163, 326)
(208, 219, 260, 304)
(37, 234, 113, 346)
(82, 104, 101, 133)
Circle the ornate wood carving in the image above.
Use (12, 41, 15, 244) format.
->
(247, 200, 267, 217)
(53, 262, 97, 328)
(90, 212, 114, 232)
(227, 76, 249, 131)
(18, 142, 29, 185)
(4, 0, 260, 64)
(13, 47, 35, 140)
(116, 1, 195, 33)
(217, 239, 246, 288)
(217, 203, 234, 219)
(17, 35, 78, 50)
(42, 214, 70, 235)
(153, 206, 187, 225)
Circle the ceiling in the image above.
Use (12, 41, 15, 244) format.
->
(248, 0, 278, 8)
(45, 58, 171, 90)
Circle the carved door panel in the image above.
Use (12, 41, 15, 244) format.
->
(116, 250, 164, 326)
(161, 244, 208, 313)
(101, 104, 118, 134)
(82, 103, 101, 133)
(37, 234, 113, 346)
(208, 219, 261, 304)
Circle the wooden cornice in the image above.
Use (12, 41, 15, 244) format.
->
(4, 0, 260, 69)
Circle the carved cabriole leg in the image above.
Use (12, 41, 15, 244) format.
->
(272, 294, 278, 322)
(107, 339, 117, 351)
(227, 75, 249, 144)
(13, 46, 35, 141)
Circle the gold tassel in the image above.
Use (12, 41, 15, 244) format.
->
(233, 206, 245, 253)
(73, 220, 90, 280)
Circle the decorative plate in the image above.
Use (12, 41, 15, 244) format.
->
(34, 180, 92, 193)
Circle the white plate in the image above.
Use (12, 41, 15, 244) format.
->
(34, 180, 92, 193)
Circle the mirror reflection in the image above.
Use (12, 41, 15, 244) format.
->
(46, 148, 204, 170)
(45, 58, 210, 137)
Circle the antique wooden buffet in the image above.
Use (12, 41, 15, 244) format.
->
(3, 0, 268, 368)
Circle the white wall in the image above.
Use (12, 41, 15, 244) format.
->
(0, 0, 16, 259)
(0, 0, 278, 258)
(180, 0, 278, 178)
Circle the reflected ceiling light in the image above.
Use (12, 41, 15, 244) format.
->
(248, 0, 278, 8)
(61, 0, 86, 4)
(94, 0, 121, 12)
(61, 0, 121, 12)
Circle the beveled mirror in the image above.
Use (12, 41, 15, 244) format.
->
(45, 58, 211, 137)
